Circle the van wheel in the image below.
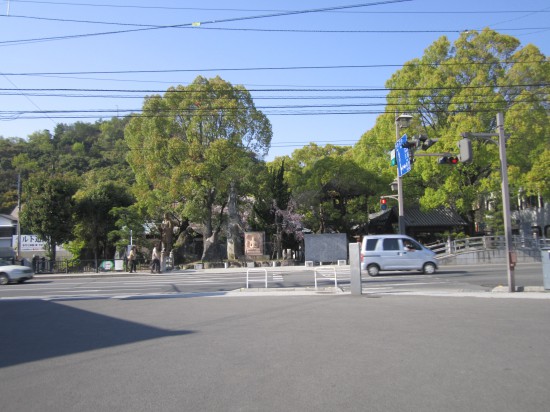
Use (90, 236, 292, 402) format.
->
(423, 263, 436, 274)
(367, 264, 380, 277)
(0, 274, 9, 285)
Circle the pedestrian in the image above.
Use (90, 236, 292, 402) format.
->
(123, 248, 129, 272)
(128, 246, 137, 273)
(32, 254, 39, 273)
(151, 244, 161, 274)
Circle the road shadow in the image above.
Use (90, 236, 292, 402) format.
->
(364, 269, 470, 278)
(0, 300, 193, 368)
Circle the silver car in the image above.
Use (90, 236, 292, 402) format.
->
(0, 264, 34, 285)
(360, 234, 437, 276)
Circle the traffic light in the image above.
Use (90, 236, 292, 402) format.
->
(380, 198, 387, 210)
(418, 134, 439, 150)
(401, 139, 418, 150)
(458, 138, 473, 163)
(438, 156, 459, 165)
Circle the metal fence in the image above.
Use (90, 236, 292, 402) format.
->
(427, 235, 550, 256)
(31, 259, 157, 274)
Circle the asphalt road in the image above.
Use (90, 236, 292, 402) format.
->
(1, 293, 550, 412)
(0, 262, 545, 300)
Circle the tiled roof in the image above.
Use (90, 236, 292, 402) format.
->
(368, 208, 395, 224)
(403, 207, 467, 227)
(368, 206, 467, 228)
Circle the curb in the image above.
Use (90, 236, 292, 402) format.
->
(492, 285, 548, 293)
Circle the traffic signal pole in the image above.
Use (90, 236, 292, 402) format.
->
(395, 115, 406, 234)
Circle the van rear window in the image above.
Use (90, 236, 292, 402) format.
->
(365, 239, 378, 251)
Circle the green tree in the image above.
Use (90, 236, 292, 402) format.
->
(20, 173, 78, 262)
(250, 161, 296, 259)
(73, 179, 134, 264)
(355, 29, 548, 235)
(524, 148, 550, 199)
(284, 144, 376, 234)
(125, 76, 272, 261)
(0, 137, 26, 213)
(352, 115, 407, 211)
(11, 130, 56, 176)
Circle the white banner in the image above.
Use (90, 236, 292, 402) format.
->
(12, 235, 66, 252)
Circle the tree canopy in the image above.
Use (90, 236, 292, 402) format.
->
(353, 28, 549, 234)
(0, 29, 547, 263)
(125, 76, 273, 260)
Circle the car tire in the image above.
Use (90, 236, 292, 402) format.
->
(423, 262, 436, 274)
(0, 274, 9, 285)
(367, 264, 380, 277)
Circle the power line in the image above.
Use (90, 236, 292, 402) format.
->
(2, 95, 547, 114)
(0, 74, 57, 125)
(0, 83, 547, 93)
(7, 1, 550, 15)
(0, 100, 547, 119)
(4, 91, 546, 100)
(2, 60, 546, 76)
(0, 0, 411, 46)
(3, 14, 548, 35)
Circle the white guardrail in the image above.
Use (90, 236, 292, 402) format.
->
(314, 266, 338, 289)
(246, 268, 269, 289)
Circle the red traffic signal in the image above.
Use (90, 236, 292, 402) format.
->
(380, 198, 387, 210)
(438, 156, 459, 165)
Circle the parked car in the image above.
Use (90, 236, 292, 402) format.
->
(0, 264, 34, 285)
(360, 234, 437, 276)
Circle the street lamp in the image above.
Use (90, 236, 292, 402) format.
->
(395, 113, 412, 234)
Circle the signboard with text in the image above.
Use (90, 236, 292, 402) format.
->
(12, 235, 66, 252)
(395, 134, 412, 177)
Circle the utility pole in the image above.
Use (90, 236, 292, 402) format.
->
(17, 173, 21, 261)
(497, 113, 516, 292)
(463, 113, 515, 292)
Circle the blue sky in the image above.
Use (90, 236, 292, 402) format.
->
(1, 0, 548, 160)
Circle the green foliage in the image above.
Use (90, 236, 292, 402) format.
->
(354, 28, 549, 233)
(351, 115, 400, 207)
(20, 173, 78, 260)
(0, 137, 26, 213)
(1, 117, 136, 260)
(249, 161, 301, 257)
(1, 30, 547, 249)
(283, 143, 377, 234)
(74, 180, 134, 260)
(524, 148, 550, 199)
(108, 205, 147, 252)
(63, 239, 86, 263)
(125, 76, 272, 260)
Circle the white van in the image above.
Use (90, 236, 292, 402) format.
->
(360, 234, 437, 276)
